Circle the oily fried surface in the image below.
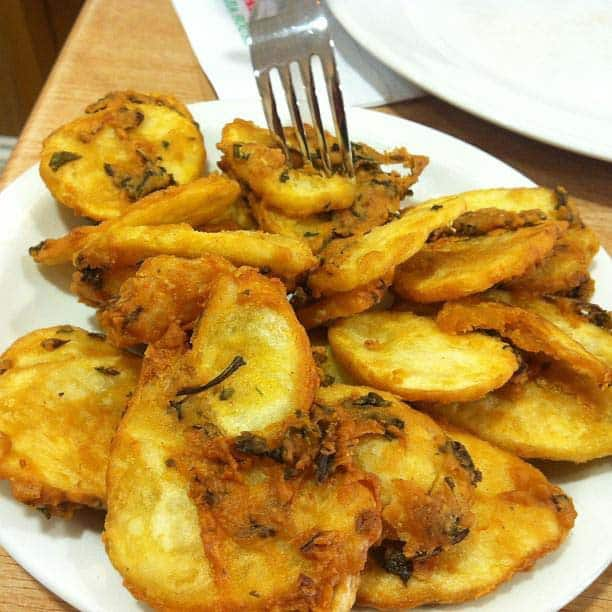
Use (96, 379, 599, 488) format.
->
(198, 195, 258, 231)
(425, 362, 612, 462)
(296, 273, 392, 330)
(437, 298, 611, 386)
(393, 221, 566, 303)
(71, 265, 137, 307)
(358, 424, 576, 608)
(40, 91, 205, 220)
(218, 119, 356, 217)
(487, 292, 612, 367)
(309, 197, 466, 297)
(317, 385, 476, 560)
(98, 255, 235, 347)
(74, 224, 317, 283)
(105, 273, 380, 610)
(505, 226, 600, 295)
(31, 175, 241, 265)
(328, 311, 518, 402)
(251, 166, 417, 254)
(0, 326, 140, 516)
(310, 332, 356, 388)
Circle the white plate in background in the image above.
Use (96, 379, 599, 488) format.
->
(0, 100, 610, 612)
(328, 0, 612, 161)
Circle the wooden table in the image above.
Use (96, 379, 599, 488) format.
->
(0, 0, 610, 610)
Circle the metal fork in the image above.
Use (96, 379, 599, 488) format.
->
(248, 0, 353, 176)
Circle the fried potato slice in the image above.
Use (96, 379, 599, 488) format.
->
(358, 423, 576, 608)
(98, 255, 235, 347)
(423, 186, 581, 223)
(74, 224, 317, 282)
(105, 272, 380, 610)
(317, 385, 477, 559)
(198, 195, 258, 231)
(425, 363, 612, 462)
(437, 298, 612, 386)
(40, 91, 205, 220)
(296, 273, 391, 330)
(487, 292, 612, 367)
(218, 120, 356, 217)
(251, 166, 416, 254)
(0, 326, 140, 517)
(30, 175, 241, 265)
(309, 198, 467, 297)
(328, 311, 518, 402)
(393, 221, 566, 303)
(504, 226, 600, 295)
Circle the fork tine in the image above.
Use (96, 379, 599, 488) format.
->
(298, 57, 332, 175)
(254, 68, 291, 160)
(278, 65, 310, 164)
(319, 49, 354, 177)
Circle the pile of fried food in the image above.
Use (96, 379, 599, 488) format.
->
(1, 90, 610, 611)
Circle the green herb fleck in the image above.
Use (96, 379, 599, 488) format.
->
(233, 143, 250, 160)
(219, 387, 234, 401)
(303, 231, 319, 237)
(279, 169, 290, 183)
(49, 151, 81, 172)
(41, 338, 70, 351)
(95, 366, 120, 376)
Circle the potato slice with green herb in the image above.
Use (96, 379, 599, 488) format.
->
(40, 91, 205, 221)
(309, 198, 466, 297)
(328, 311, 518, 402)
(31, 175, 240, 265)
(74, 224, 317, 283)
(393, 221, 566, 303)
(0, 326, 140, 517)
(437, 298, 611, 386)
(104, 270, 380, 610)
(425, 363, 612, 462)
(317, 384, 477, 561)
(357, 423, 576, 608)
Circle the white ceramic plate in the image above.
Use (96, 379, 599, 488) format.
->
(0, 100, 610, 612)
(327, 0, 612, 162)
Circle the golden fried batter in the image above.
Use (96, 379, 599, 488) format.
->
(309, 198, 466, 297)
(30, 175, 240, 265)
(505, 226, 600, 295)
(310, 333, 356, 388)
(393, 221, 566, 303)
(0, 326, 140, 517)
(71, 265, 137, 307)
(98, 255, 235, 347)
(357, 424, 576, 608)
(74, 224, 317, 284)
(317, 385, 476, 560)
(296, 273, 392, 330)
(328, 311, 518, 402)
(425, 362, 612, 462)
(104, 271, 380, 610)
(437, 298, 611, 386)
(40, 91, 205, 220)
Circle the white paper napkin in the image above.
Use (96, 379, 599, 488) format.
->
(172, 0, 422, 108)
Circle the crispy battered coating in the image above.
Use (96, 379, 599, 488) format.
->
(74, 224, 317, 283)
(437, 298, 611, 386)
(357, 424, 576, 608)
(0, 326, 140, 517)
(71, 265, 137, 307)
(218, 120, 356, 217)
(40, 91, 205, 220)
(393, 221, 566, 303)
(423, 186, 581, 223)
(317, 385, 476, 559)
(104, 272, 380, 610)
(98, 255, 235, 347)
(505, 226, 600, 295)
(296, 273, 392, 330)
(309, 198, 467, 297)
(310, 333, 356, 388)
(31, 175, 241, 265)
(425, 363, 612, 462)
(487, 292, 612, 367)
(251, 166, 418, 254)
(328, 311, 518, 402)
